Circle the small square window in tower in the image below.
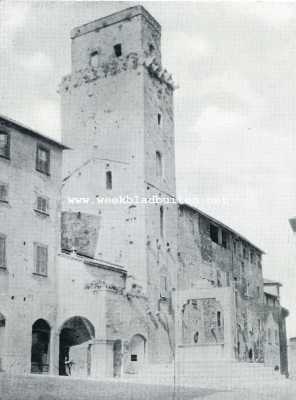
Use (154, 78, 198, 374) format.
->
(114, 44, 122, 57)
(106, 171, 112, 190)
(36, 145, 50, 175)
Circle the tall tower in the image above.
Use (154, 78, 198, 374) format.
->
(60, 6, 178, 302)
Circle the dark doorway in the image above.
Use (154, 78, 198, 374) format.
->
(31, 319, 50, 374)
(59, 316, 95, 376)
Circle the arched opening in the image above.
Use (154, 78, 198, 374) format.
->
(31, 319, 50, 374)
(59, 316, 95, 377)
(113, 339, 122, 377)
(127, 334, 146, 374)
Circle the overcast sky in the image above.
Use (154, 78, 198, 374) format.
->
(1, 0, 296, 337)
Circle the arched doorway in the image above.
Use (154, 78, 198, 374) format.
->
(59, 316, 95, 377)
(127, 334, 146, 374)
(31, 319, 50, 374)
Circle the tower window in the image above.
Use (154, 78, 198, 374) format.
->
(217, 311, 221, 327)
(157, 113, 161, 126)
(210, 224, 219, 244)
(34, 243, 48, 276)
(0, 131, 10, 159)
(36, 144, 50, 175)
(114, 44, 122, 57)
(156, 151, 163, 177)
(160, 205, 164, 238)
(106, 171, 112, 190)
(149, 44, 155, 54)
(90, 51, 99, 68)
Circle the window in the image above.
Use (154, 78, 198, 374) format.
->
(90, 51, 99, 68)
(217, 311, 222, 327)
(210, 224, 219, 244)
(233, 240, 237, 254)
(0, 183, 8, 203)
(36, 196, 49, 214)
(34, 244, 48, 276)
(243, 246, 248, 260)
(0, 235, 6, 268)
(160, 205, 164, 238)
(106, 171, 112, 190)
(36, 145, 50, 175)
(0, 131, 10, 159)
(241, 261, 245, 274)
(157, 113, 162, 126)
(258, 319, 261, 332)
(149, 43, 155, 54)
(114, 43, 122, 57)
(156, 151, 163, 177)
(222, 230, 228, 248)
(193, 331, 199, 343)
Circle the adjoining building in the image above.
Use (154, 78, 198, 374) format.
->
(0, 5, 289, 380)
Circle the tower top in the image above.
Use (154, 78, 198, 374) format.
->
(71, 5, 161, 39)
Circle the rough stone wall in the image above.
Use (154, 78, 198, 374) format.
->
(0, 123, 62, 373)
(177, 205, 266, 362)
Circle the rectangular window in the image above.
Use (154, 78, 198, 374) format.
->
(222, 230, 228, 248)
(36, 196, 49, 214)
(90, 51, 99, 68)
(156, 151, 163, 177)
(210, 224, 219, 244)
(36, 144, 50, 175)
(0, 235, 6, 268)
(217, 311, 222, 327)
(114, 43, 122, 57)
(0, 183, 8, 203)
(106, 171, 112, 190)
(158, 113, 162, 126)
(0, 131, 10, 159)
(34, 243, 48, 276)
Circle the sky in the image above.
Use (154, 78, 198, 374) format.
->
(0, 0, 296, 337)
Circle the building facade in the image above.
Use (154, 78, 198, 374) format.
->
(0, 5, 289, 379)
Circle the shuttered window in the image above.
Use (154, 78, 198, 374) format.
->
(34, 244, 48, 276)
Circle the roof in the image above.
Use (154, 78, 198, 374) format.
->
(264, 278, 282, 287)
(71, 5, 161, 39)
(0, 114, 69, 150)
(179, 202, 265, 254)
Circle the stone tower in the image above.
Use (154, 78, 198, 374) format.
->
(60, 6, 178, 305)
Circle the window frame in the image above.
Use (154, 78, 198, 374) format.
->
(0, 234, 6, 269)
(34, 243, 48, 277)
(0, 131, 10, 160)
(114, 43, 122, 57)
(106, 170, 112, 190)
(35, 195, 50, 215)
(36, 144, 50, 176)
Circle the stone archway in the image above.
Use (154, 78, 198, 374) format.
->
(59, 316, 95, 377)
(31, 319, 50, 374)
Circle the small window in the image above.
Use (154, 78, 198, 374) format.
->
(0, 234, 6, 268)
(36, 145, 50, 175)
(34, 243, 48, 276)
(0, 183, 8, 203)
(157, 113, 162, 126)
(160, 205, 164, 238)
(36, 196, 49, 214)
(149, 43, 155, 54)
(90, 51, 99, 68)
(0, 131, 10, 159)
(241, 261, 245, 274)
(156, 151, 163, 177)
(217, 311, 222, 327)
(222, 230, 228, 248)
(193, 331, 199, 343)
(106, 171, 112, 190)
(233, 240, 237, 254)
(131, 354, 137, 362)
(114, 43, 122, 57)
(210, 224, 219, 244)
